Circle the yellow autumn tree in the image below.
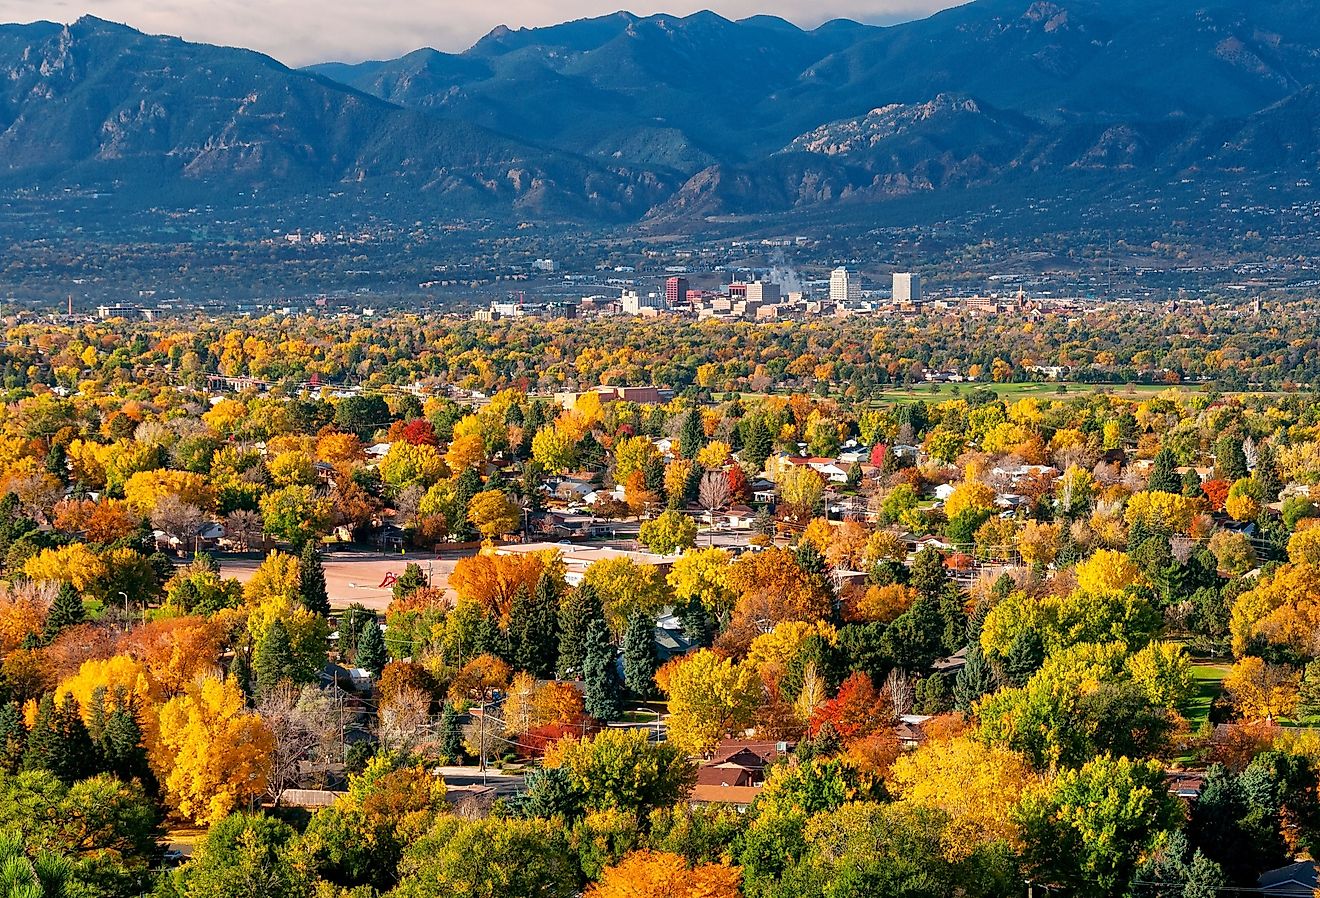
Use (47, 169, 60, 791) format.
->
(666, 548, 736, 616)
(1074, 549, 1142, 594)
(156, 676, 274, 824)
(944, 480, 996, 520)
(56, 655, 162, 738)
(695, 441, 732, 471)
(23, 543, 107, 593)
(123, 469, 215, 514)
(662, 649, 758, 756)
(1124, 491, 1199, 534)
(889, 736, 1036, 858)
(466, 490, 522, 541)
(1223, 657, 1300, 722)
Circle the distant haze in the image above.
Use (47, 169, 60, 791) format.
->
(0, 0, 963, 66)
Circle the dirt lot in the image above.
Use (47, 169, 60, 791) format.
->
(219, 549, 458, 611)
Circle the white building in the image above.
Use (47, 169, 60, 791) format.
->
(621, 289, 665, 315)
(829, 267, 861, 304)
(893, 272, 921, 303)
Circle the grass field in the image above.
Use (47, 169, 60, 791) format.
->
(1185, 661, 1231, 730)
(871, 381, 1212, 404)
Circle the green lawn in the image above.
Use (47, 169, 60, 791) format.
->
(1184, 661, 1231, 730)
(872, 381, 1210, 404)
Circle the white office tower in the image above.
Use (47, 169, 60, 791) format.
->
(893, 272, 921, 303)
(621, 289, 665, 315)
(829, 267, 861, 304)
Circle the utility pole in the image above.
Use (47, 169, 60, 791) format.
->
(478, 700, 487, 785)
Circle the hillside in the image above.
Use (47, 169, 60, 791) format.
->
(0, 16, 672, 220)
(4, 0, 1320, 226)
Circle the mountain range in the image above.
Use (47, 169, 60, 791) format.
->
(2, 0, 1320, 226)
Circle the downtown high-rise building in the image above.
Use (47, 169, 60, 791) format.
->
(829, 266, 861, 304)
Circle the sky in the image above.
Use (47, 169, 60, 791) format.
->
(0, 0, 964, 66)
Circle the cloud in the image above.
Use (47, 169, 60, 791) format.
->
(0, 0, 964, 66)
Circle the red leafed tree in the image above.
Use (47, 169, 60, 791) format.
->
(726, 464, 751, 502)
(1201, 479, 1230, 512)
(389, 418, 438, 446)
(810, 671, 887, 742)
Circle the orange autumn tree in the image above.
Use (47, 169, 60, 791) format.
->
(450, 550, 562, 626)
(587, 850, 741, 898)
(118, 615, 227, 694)
(723, 547, 833, 651)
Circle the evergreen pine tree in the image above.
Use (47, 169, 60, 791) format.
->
(910, 546, 948, 603)
(1214, 435, 1248, 481)
(954, 644, 996, 712)
(452, 468, 483, 541)
(356, 619, 387, 676)
(22, 694, 60, 774)
(0, 702, 26, 773)
(678, 596, 716, 649)
(742, 419, 772, 475)
(1001, 629, 1045, 687)
(299, 543, 331, 617)
(510, 575, 560, 679)
(558, 584, 602, 677)
(24, 694, 93, 784)
(1148, 448, 1181, 493)
(679, 409, 705, 459)
(1256, 440, 1282, 503)
(438, 702, 465, 763)
(582, 620, 622, 721)
(390, 566, 427, 602)
(253, 618, 298, 695)
(622, 613, 658, 699)
(44, 582, 86, 641)
(230, 646, 254, 701)
(100, 702, 151, 785)
(1178, 470, 1201, 498)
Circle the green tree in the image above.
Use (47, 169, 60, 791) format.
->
(23, 695, 94, 784)
(334, 394, 391, 439)
(1298, 661, 1320, 723)
(637, 510, 697, 555)
(909, 546, 947, 602)
(0, 830, 73, 898)
(546, 728, 693, 818)
(1148, 448, 1181, 494)
(392, 564, 428, 601)
(509, 574, 560, 679)
(1016, 755, 1181, 897)
(392, 816, 578, 898)
(0, 770, 161, 895)
(172, 812, 310, 898)
(298, 544, 330, 617)
(557, 584, 602, 678)
(356, 619, 387, 676)
(43, 582, 86, 641)
(438, 703, 465, 764)
(0, 703, 26, 774)
(622, 613, 658, 699)
(582, 620, 622, 721)
(252, 618, 299, 695)
(680, 409, 705, 459)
